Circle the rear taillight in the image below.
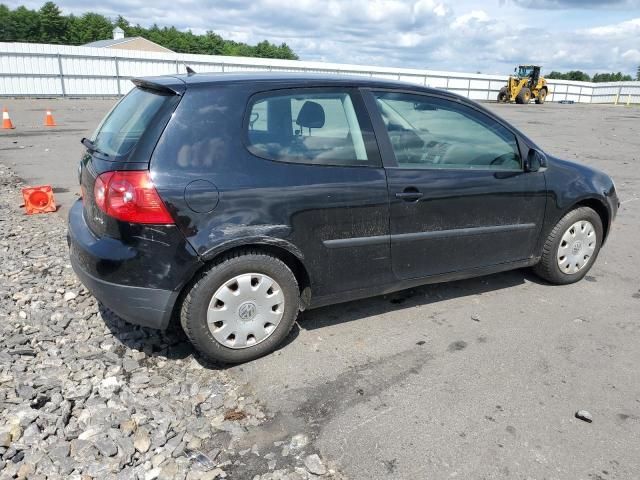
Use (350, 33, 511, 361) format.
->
(93, 171, 174, 224)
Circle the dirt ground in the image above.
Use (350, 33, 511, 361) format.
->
(1, 97, 639, 479)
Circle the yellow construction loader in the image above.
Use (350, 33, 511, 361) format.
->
(497, 65, 548, 104)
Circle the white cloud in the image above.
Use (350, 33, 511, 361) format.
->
(621, 48, 640, 62)
(413, 0, 449, 18)
(586, 17, 640, 36)
(13, 0, 640, 76)
(451, 10, 490, 29)
(510, 0, 640, 8)
(397, 32, 424, 48)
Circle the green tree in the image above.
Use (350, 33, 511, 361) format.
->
(203, 31, 225, 55)
(67, 12, 112, 44)
(7, 6, 41, 42)
(546, 70, 590, 81)
(592, 72, 633, 82)
(113, 15, 129, 31)
(39, 1, 66, 43)
(275, 42, 298, 60)
(545, 70, 636, 82)
(636, 65, 639, 81)
(546, 71, 564, 80)
(566, 70, 590, 82)
(0, 2, 299, 60)
(0, 4, 16, 41)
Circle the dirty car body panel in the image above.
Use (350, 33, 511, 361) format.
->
(68, 72, 618, 330)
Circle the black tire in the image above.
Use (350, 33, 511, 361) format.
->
(516, 87, 531, 104)
(535, 88, 547, 104)
(180, 250, 300, 364)
(497, 87, 509, 103)
(533, 207, 603, 285)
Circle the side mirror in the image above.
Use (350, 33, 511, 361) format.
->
(525, 148, 546, 172)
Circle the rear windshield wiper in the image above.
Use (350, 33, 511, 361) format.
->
(81, 137, 109, 157)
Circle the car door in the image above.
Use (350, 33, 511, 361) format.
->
(362, 89, 547, 280)
(241, 87, 393, 298)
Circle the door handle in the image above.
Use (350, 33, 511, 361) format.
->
(395, 188, 423, 201)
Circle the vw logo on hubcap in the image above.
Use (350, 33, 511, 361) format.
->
(238, 301, 257, 321)
(572, 241, 582, 255)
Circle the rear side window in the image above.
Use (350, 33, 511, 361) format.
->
(91, 87, 170, 158)
(246, 90, 376, 166)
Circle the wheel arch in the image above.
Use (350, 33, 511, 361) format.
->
(535, 195, 611, 262)
(188, 240, 312, 308)
(567, 197, 611, 242)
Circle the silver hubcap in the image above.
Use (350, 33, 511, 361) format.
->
(207, 273, 285, 349)
(557, 220, 597, 274)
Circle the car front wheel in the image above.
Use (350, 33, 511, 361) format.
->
(533, 207, 603, 284)
(181, 251, 300, 364)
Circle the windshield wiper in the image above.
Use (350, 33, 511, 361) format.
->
(81, 137, 109, 157)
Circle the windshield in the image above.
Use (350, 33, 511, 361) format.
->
(517, 66, 534, 77)
(91, 87, 170, 158)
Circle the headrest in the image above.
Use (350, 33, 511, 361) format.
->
(296, 101, 325, 129)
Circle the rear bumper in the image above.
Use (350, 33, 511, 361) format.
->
(67, 199, 201, 329)
(70, 254, 178, 329)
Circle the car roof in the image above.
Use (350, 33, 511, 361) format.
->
(135, 71, 458, 98)
(133, 71, 539, 151)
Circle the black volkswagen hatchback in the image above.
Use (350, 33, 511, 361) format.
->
(68, 73, 618, 363)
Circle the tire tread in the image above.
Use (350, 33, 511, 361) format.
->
(180, 249, 299, 363)
(533, 207, 602, 284)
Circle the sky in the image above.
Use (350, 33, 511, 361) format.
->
(9, 0, 640, 76)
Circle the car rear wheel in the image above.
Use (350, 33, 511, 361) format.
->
(533, 207, 603, 284)
(181, 251, 300, 363)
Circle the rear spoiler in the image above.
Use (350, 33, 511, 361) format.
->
(131, 77, 186, 96)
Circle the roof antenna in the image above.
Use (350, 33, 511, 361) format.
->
(184, 64, 196, 76)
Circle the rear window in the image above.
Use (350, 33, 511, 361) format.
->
(91, 87, 170, 158)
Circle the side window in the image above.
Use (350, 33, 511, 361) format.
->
(246, 90, 374, 166)
(373, 92, 522, 171)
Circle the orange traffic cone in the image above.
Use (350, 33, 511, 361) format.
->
(2, 107, 15, 129)
(44, 109, 57, 127)
(22, 185, 57, 214)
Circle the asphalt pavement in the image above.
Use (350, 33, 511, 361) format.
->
(1, 98, 639, 479)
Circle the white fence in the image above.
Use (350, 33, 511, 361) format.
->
(1, 42, 640, 103)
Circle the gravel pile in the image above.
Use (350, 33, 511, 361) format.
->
(0, 163, 344, 480)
